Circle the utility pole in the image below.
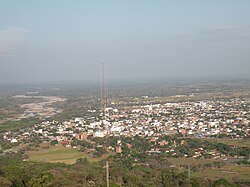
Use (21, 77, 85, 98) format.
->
(100, 63, 109, 187)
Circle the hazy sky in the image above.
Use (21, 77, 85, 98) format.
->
(0, 1, 250, 84)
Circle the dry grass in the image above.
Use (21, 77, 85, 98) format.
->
(168, 157, 219, 166)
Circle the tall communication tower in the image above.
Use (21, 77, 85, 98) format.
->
(100, 63, 108, 113)
(100, 63, 109, 187)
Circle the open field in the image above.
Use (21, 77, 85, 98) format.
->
(167, 157, 219, 166)
(13, 95, 66, 120)
(193, 138, 250, 148)
(27, 146, 108, 164)
(192, 164, 250, 182)
(0, 94, 66, 124)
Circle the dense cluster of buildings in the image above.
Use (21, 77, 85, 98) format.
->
(3, 97, 249, 147)
(1, 97, 248, 160)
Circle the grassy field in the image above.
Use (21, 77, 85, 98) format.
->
(27, 146, 108, 164)
(193, 168, 239, 181)
(192, 164, 250, 182)
(168, 157, 218, 166)
(194, 138, 250, 148)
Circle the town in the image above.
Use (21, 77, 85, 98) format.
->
(3, 96, 249, 160)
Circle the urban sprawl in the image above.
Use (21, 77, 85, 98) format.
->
(3, 97, 250, 159)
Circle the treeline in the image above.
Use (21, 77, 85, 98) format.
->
(0, 118, 41, 133)
(186, 138, 250, 157)
(0, 154, 245, 187)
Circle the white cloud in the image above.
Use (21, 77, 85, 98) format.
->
(206, 25, 237, 31)
(0, 27, 29, 56)
(199, 25, 241, 36)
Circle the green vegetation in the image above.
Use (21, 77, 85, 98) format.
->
(50, 96, 99, 122)
(6, 140, 247, 186)
(194, 138, 250, 148)
(0, 154, 243, 187)
(167, 157, 250, 184)
(27, 146, 108, 164)
(0, 83, 250, 186)
(185, 138, 250, 157)
(0, 118, 41, 133)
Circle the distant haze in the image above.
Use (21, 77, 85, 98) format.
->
(0, 1, 250, 84)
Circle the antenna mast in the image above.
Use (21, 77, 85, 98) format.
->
(100, 63, 109, 187)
